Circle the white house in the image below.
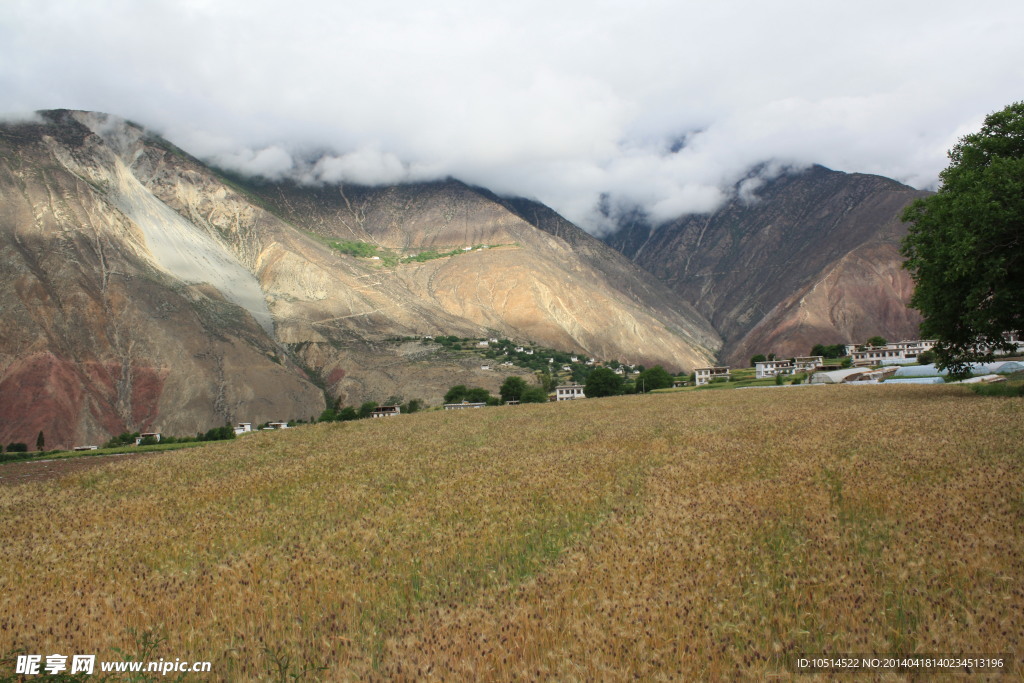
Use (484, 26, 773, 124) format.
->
(134, 432, 161, 445)
(694, 367, 731, 386)
(370, 406, 401, 418)
(755, 360, 793, 379)
(794, 356, 824, 372)
(267, 422, 290, 429)
(555, 384, 585, 401)
(443, 401, 486, 410)
(851, 340, 937, 366)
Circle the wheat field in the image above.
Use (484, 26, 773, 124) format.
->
(1, 386, 1021, 680)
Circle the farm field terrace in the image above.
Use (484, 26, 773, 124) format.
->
(1, 386, 1022, 679)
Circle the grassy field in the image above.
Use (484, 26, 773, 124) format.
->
(1, 386, 1021, 680)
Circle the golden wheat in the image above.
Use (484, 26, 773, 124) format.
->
(0, 386, 1021, 680)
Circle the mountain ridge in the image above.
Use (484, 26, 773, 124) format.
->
(603, 164, 930, 364)
(0, 110, 720, 446)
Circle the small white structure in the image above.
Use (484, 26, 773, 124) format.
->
(134, 432, 162, 445)
(755, 360, 794, 379)
(73, 445, 99, 451)
(794, 356, 824, 372)
(851, 340, 937, 366)
(481, 364, 491, 370)
(370, 406, 401, 418)
(556, 384, 585, 401)
(444, 401, 486, 410)
(694, 367, 731, 386)
(476, 341, 490, 348)
(267, 422, 290, 429)
(515, 347, 524, 352)
(570, 356, 579, 362)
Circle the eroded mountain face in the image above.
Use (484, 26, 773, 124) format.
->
(0, 110, 719, 446)
(604, 166, 929, 365)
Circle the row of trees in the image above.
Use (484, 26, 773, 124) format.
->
(318, 398, 424, 423)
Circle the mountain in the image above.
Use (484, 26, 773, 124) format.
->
(0, 110, 720, 447)
(604, 165, 931, 365)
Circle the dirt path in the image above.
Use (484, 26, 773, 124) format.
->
(0, 452, 152, 486)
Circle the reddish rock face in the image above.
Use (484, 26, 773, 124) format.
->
(605, 165, 930, 365)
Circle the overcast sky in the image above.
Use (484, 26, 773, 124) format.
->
(2, 0, 1022, 232)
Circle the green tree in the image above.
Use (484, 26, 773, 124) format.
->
(866, 336, 887, 348)
(499, 376, 528, 403)
(337, 406, 359, 421)
(521, 385, 549, 403)
(634, 365, 674, 393)
(444, 385, 468, 404)
(358, 401, 379, 419)
(35, 431, 44, 452)
(750, 354, 767, 367)
(465, 387, 492, 404)
(901, 101, 1024, 376)
(584, 367, 623, 398)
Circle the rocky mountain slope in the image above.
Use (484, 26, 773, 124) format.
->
(605, 165, 930, 365)
(0, 110, 720, 447)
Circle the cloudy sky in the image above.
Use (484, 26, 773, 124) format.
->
(2, 0, 1022, 232)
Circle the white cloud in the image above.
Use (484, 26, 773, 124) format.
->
(2, 0, 1022, 231)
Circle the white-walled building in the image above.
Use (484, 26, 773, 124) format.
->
(755, 360, 794, 378)
(851, 340, 937, 366)
(794, 356, 824, 372)
(556, 384, 585, 401)
(694, 367, 731, 386)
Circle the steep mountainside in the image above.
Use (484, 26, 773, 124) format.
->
(605, 166, 930, 365)
(241, 179, 720, 370)
(0, 111, 719, 446)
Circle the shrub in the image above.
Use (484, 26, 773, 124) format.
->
(970, 382, 1024, 397)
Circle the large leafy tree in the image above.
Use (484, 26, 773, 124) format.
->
(584, 367, 624, 398)
(901, 101, 1024, 376)
(499, 376, 528, 403)
(633, 365, 674, 393)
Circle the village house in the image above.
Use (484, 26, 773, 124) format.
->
(755, 359, 794, 379)
(555, 384, 585, 401)
(851, 340, 937, 366)
(233, 422, 253, 436)
(443, 401, 486, 410)
(134, 432, 161, 445)
(794, 356, 825, 372)
(694, 366, 731, 386)
(370, 406, 401, 418)
(266, 422, 290, 430)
